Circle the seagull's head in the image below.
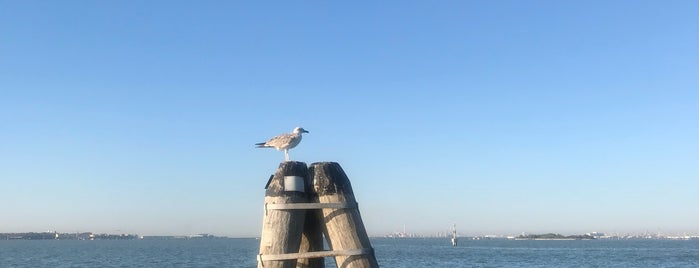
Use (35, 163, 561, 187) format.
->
(293, 127, 309, 134)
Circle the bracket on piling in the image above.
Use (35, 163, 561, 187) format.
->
(258, 248, 374, 262)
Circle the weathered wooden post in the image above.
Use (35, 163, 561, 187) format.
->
(257, 161, 379, 268)
(296, 209, 325, 268)
(310, 162, 379, 268)
(297, 171, 325, 268)
(258, 161, 309, 268)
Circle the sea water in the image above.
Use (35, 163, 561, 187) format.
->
(1, 238, 698, 267)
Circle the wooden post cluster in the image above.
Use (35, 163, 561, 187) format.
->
(257, 161, 379, 268)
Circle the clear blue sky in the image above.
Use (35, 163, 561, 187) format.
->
(1, 1, 697, 237)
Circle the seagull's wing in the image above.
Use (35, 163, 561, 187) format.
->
(257, 133, 294, 149)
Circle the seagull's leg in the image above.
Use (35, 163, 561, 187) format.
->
(285, 149, 289, 161)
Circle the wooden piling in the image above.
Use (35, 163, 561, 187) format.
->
(258, 161, 309, 268)
(296, 209, 325, 268)
(310, 162, 379, 268)
(297, 169, 325, 268)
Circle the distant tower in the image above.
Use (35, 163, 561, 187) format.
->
(451, 224, 458, 247)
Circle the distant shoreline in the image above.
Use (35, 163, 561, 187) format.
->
(514, 238, 586, 241)
(0, 232, 236, 241)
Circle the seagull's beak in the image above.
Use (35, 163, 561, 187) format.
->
(303, 129, 309, 133)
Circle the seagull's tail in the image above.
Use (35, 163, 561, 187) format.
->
(255, 142, 269, 148)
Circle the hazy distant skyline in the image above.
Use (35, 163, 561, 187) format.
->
(2, 1, 698, 237)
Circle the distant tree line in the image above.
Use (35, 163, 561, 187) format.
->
(1, 232, 57, 240)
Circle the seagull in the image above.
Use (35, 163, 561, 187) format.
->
(255, 127, 309, 161)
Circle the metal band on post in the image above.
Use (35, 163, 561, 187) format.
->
(265, 202, 358, 210)
(259, 248, 374, 261)
(283, 176, 305, 192)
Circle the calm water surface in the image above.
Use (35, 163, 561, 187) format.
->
(1, 238, 698, 267)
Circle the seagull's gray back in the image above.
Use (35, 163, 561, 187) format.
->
(262, 132, 302, 150)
